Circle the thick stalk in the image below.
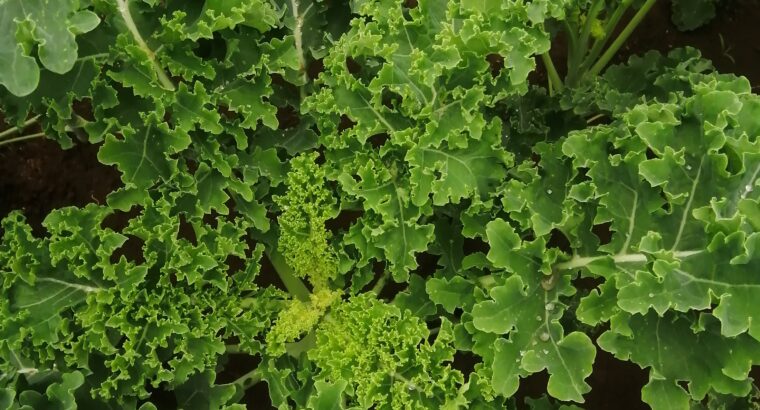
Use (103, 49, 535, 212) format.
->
(563, 20, 580, 83)
(0, 132, 45, 147)
(266, 248, 311, 302)
(583, 0, 632, 71)
(588, 0, 657, 78)
(541, 53, 564, 94)
(0, 115, 41, 140)
(476, 250, 703, 287)
(578, 0, 605, 59)
(115, 0, 175, 91)
(289, 0, 311, 101)
(554, 250, 702, 270)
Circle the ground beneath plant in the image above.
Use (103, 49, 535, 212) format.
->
(0, 1, 758, 408)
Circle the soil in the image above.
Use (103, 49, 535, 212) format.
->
(0, 137, 121, 235)
(0, 0, 759, 408)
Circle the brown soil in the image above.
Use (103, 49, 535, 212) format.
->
(622, 0, 760, 87)
(0, 137, 121, 235)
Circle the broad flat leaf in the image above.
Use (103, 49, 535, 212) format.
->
(307, 380, 347, 410)
(0, 0, 100, 96)
(98, 121, 191, 189)
(426, 276, 475, 314)
(174, 370, 237, 410)
(671, 0, 716, 31)
(599, 313, 760, 405)
(472, 271, 595, 402)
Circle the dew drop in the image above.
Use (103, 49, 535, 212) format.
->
(546, 189, 553, 195)
(536, 316, 542, 321)
(746, 184, 754, 192)
(648, 293, 654, 298)
(540, 332, 550, 342)
(516, 358, 521, 362)
(542, 349, 549, 355)
(519, 350, 526, 357)
(532, 341, 538, 346)
(686, 165, 692, 171)
(545, 303, 554, 311)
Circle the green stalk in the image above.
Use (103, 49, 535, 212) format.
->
(583, 0, 632, 71)
(115, 0, 175, 91)
(563, 20, 580, 83)
(370, 272, 389, 294)
(0, 115, 41, 140)
(232, 368, 262, 390)
(266, 248, 311, 302)
(578, 0, 605, 58)
(541, 53, 564, 93)
(0, 132, 45, 147)
(588, 0, 657, 78)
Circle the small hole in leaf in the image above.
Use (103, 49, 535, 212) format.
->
(276, 105, 300, 130)
(592, 222, 613, 246)
(486, 53, 504, 77)
(464, 237, 489, 255)
(368, 133, 389, 148)
(307, 58, 324, 80)
(178, 214, 198, 245)
(141, 382, 178, 409)
(381, 89, 403, 110)
(346, 57, 362, 75)
(101, 206, 141, 231)
(326, 209, 363, 234)
(338, 114, 357, 132)
(415, 252, 440, 279)
(225, 255, 245, 276)
(546, 229, 571, 253)
(514, 370, 550, 404)
(572, 275, 604, 292)
(110, 234, 145, 265)
(194, 33, 227, 60)
(453, 351, 481, 375)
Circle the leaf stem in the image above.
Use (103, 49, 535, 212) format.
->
(266, 248, 311, 302)
(289, 0, 311, 100)
(0, 132, 45, 147)
(583, 0, 632, 72)
(588, 0, 657, 78)
(578, 0, 604, 60)
(115, 0, 175, 91)
(232, 368, 262, 389)
(554, 250, 702, 270)
(370, 271, 389, 294)
(0, 115, 41, 140)
(541, 53, 564, 93)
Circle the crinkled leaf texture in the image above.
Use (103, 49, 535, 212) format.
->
(0, 195, 278, 405)
(1, 0, 760, 406)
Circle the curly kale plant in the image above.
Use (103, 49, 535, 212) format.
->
(1, 1, 759, 409)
